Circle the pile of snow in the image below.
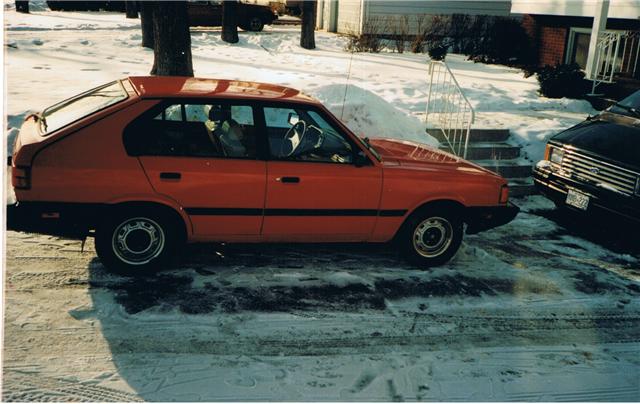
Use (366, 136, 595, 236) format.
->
(311, 84, 438, 146)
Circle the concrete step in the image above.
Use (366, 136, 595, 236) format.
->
(475, 159, 533, 178)
(440, 142, 521, 160)
(427, 128, 511, 143)
(508, 177, 536, 197)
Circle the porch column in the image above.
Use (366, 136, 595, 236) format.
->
(316, 0, 324, 29)
(585, 0, 610, 80)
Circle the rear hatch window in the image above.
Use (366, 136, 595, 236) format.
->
(40, 81, 128, 135)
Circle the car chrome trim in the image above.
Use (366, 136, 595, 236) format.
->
(185, 208, 264, 216)
(561, 145, 640, 176)
(534, 174, 640, 223)
(112, 217, 165, 266)
(184, 207, 407, 217)
(555, 147, 639, 196)
(412, 216, 453, 258)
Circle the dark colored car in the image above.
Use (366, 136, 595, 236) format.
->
(533, 90, 640, 223)
(46, 1, 126, 12)
(187, 1, 278, 32)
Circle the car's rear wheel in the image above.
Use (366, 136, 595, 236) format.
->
(95, 208, 182, 275)
(399, 207, 463, 268)
(246, 17, 264, 31)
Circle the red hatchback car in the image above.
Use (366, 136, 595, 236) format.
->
(9, 77, 518, 273)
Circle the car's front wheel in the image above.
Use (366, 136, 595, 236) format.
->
(399, 207, 463, 268)
(95, 208, 182, 275)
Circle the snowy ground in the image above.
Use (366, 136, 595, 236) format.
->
(3, 196, 640, 401)
(3, 7, 639, 402)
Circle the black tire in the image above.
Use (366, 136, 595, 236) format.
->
(95, 207, 184, 275)
(399, 207, 464, 268)
(246, 17, 264, 31)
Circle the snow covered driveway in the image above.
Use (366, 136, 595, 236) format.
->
(3, 197, 640, 401)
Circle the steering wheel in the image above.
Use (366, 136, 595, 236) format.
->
(280, 120, 307, 157)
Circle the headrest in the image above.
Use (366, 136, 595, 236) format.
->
(209, 105, 223, 121)
(209, 105, 233, 121)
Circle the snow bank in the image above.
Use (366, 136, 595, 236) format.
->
(311, 84, 438, 146)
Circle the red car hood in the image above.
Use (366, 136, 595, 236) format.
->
(369, 138, 497, 175)
(369, 138, 459, 164)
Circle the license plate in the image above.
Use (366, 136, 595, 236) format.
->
(566, 189, 589, 210)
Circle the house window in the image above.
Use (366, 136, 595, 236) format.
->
(566, 27, 625, 72)
(567, 29, 591, 69)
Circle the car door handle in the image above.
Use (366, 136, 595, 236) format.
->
(160, 172, 181, 180)
(277, 176, 300, 183)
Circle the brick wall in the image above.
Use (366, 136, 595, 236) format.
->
(521, 14, 568, 67)
(538, 25, 568, 66)
(521, 14, 640, 68)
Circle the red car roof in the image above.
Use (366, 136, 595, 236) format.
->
(127, 76, 318, 104)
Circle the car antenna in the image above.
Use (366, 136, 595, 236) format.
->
(340, 51, 355, 121)
(340, 1, 362, 121)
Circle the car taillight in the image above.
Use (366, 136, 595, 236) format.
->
(499, 184, 509, 204)
(12, 166, 31, 190)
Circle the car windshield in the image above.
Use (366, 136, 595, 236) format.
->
(40, 81, 128, 135)
(308, 111, 381, 161)
(608, 90, 640, 119)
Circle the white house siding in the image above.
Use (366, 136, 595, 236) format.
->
(511, 0, 640, 20)
(367, 0, 511, 18)
(321, 0, 512, 35)
(364, 1, 510, 34)
(336, 0, 365, 34)
(319, 0, 340, 31)
(319, 0, 512, 35)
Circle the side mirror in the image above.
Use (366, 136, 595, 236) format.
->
(354, 150, 370, 167)
(288, 113, 299, 126)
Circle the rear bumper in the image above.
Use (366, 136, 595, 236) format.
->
(6, 202, 98, 238)
(465, 203, 519, 234)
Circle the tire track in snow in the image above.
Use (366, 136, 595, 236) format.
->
(2, 371, 142, 402)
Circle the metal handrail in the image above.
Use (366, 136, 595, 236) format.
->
(425, 60, 475, 159)
(593, 32, 620, 85)
(590, 30, 640, 92)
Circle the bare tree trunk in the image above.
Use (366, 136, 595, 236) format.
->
(125, 1, 138, 18)
(222, 0, 239, 44)
(300, 0, 316, 50)
(15, 1, 29, 13)
(140, 2, 154, 49)
(150, 1, 194, 77)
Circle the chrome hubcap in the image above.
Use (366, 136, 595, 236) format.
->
(412, 216, 453, 258)
(112, 217, 165, 265)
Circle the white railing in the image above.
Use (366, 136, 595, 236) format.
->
(619, 31, 640, 78)
(592, 31, 621, 86)
(425, 60, 474, 159)
(591, 30, 640, 92)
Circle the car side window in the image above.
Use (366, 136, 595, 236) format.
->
(125, 102, 257, 159)
(264, 106, 354, 164)
(154, 104, 183, 121)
